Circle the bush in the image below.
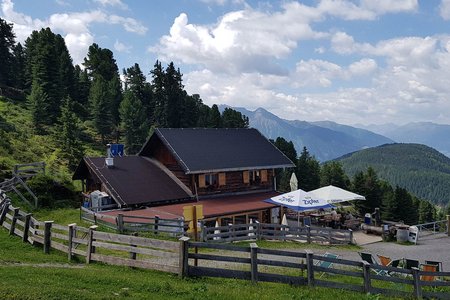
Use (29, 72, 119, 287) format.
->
(24, 174, 80, 208)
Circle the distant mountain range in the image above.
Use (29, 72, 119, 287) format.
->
(221, 105, 450, 161)
(336, 143, 450, 205)
(358, 122, 450, 158)
(221, 106, 394, 161)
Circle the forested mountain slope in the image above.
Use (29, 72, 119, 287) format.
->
(337, 143, 450, 205)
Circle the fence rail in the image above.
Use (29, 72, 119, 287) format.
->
(181, 239, 450, 299)
(80, 206, 186, 236)
(0, 201, 180, 274)
(414, 220, 448, 235)
(2, 199, 449, 299)
(201, 222, 353, 245)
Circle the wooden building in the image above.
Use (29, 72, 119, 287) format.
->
(73, 128, 295, 224)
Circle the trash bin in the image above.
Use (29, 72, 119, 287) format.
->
(364, 213, 371, 225)
(397, 226, 409, 243)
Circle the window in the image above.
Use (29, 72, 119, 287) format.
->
(205, 173, 219, 187)
(250, 170, 261, 184)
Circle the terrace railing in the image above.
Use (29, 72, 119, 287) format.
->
(201, 222, 353, 245)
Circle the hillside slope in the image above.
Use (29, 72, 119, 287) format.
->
(337, 143, 450, 205)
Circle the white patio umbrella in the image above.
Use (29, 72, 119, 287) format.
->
(248, 218, 255, 237)
(289, 172, 298, 191)
(213, 220, 221, 240)
(281, 213, 289, 231)
(308, 185, 366, 204)
(265, 188, 334, 226)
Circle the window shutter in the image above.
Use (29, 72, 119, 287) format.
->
(261, 170, 268, 182)
(243, 171, 249, 184)
(198, 175, 206, 188)
(219, 173, 226, 186)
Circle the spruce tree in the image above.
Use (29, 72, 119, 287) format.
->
(208, 104, 222, 128)
(119, 90, 148, 154)
(12, 42, 26, 90)
(150, 60, 167, 127)
(89, 76, 113, 143)
(320, 161, 350, 189)
(0, 18, 16, 86)
(58, 97, 84, 170)
(296, 146, 321, 191)
(28, 81, 50, 133)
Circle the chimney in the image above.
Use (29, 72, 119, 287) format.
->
(105, 144, 114, 168)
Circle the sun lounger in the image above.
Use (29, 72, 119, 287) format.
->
(420, 263, 437, 281)
(359, 252, 389, 276)
(315, 252, 339, 278)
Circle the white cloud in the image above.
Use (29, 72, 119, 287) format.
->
(317, 0, 417, 21)
(1, 0, 147, 64)
(94, 0, 128, 10)
(109, 15, 147, 35)
(440, 0, 450, 20)
(151, 5, 327, 74)
(114, 39, 131, 53)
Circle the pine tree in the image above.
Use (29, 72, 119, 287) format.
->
(12, 42, 26, 90)
(150, 60, 167, 127)
(28, 81, 50, 133)
(222, 108, 249, 128)
(352, 168, 384, 216)
(0, 18, 16, 86)
(296, 146, 321, 191)
(320, 161, 350, 189)
(89, 76, 113, 143)
(58, 97, 84, 170)
(119, 90, 148, 154)
(208, 104, 222, 128)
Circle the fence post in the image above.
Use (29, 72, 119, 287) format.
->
(412, 267, 422, 299)
(362, 260, 371, 293)
(256, 222, 261, 241)
(43, 221, 53, 254)
(306, 250, 315, 286)
(306, 225, 311, 244)
(9, 207, 20, 236)
(250, 243, 259, 284)
(179, 236, 190, 278)
(67, 223, 76, 261)
(117, 214, 124, 233)
(0, 202, 10, 226)
(129, 232, 138, 260)
(154, 215, 160, 235)
(348, 229, 353, 245)
(447, 215, 450, 237)
(200, 221, 206, 242)
(22, 213, 32, 242)
(86, 225, 98, 264)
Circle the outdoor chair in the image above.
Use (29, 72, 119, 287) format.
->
(315, 252, 339, 278)
(377, 255, 402, 276)
(420, 263, 437, 281)
(359, 252, 389, 276)
(404, 259, 419, 270)
(425, 260, 443, 272)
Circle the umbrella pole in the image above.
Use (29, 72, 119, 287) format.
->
(297, 212, 300, 227)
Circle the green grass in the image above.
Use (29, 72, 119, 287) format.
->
(234, 239, 361, 251)
(0, 227, 405, 300)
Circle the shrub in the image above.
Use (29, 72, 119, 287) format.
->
(24, 174, 80, 208)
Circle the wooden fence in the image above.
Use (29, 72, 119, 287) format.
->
(0, 200, 181, 274)
(80, 206, 186, 236)
(181, 239, 450, 299)
(201, 222, 353, 245)
(0, 162, 45, 208)
(1, 197, 449, 299)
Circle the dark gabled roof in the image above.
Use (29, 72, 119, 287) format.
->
(139, 128, 295, 174)
(72, 156, 192, 206)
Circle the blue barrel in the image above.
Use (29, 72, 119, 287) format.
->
(364, 213, 371, 225)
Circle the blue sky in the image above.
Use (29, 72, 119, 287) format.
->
(2, 0, 450, 126)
